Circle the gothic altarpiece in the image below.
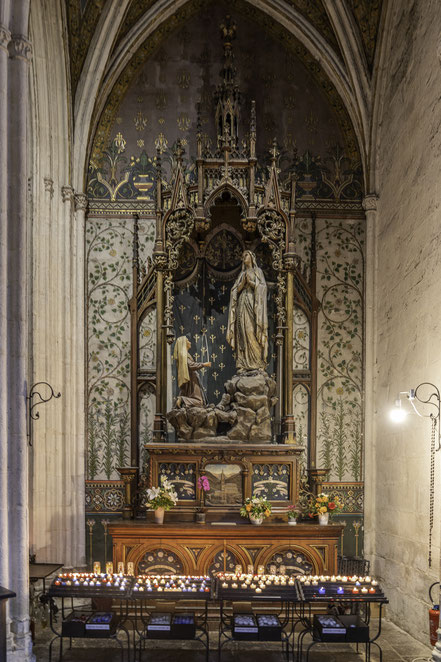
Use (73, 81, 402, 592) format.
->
(86, 16, 365, 574)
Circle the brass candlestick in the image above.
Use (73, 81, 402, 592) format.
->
(86, 519, 96, 568)
(117, 467, 138, 519)
(340, 520, 347, 555)
(353, 520, 362, 556)
(101, 519, 110, 565)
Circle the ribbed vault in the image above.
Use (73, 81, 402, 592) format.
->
(67, 0, 384, 192)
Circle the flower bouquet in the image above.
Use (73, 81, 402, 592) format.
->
(286, 503, 302, 524)
(145, 477, 178, 524)
(308, 492, 343, 525)
(196, 475, 210, 523)
(240, 496, 272, 525)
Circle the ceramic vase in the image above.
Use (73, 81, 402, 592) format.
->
(288, 519, 297, 525)
(318, 512, 329, 525)
(154, 507, 165, 524)
(250, 514, 264, 525)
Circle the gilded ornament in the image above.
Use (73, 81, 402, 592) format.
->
(134, 111, 148, 132)
(155, 92, 167, 110)
(114, 132, 126, 153)
(155, 133, 168, 154)
(177, 69, 191, 89)
(177, 113, 191, 132)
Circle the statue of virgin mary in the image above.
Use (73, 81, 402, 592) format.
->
(226, 250, 268, 372)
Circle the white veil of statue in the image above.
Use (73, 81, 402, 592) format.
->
(226, 250, 268, 372)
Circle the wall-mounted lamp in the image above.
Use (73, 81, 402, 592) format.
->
(390, 383, 441, 451)
(390, 382, 440, 567)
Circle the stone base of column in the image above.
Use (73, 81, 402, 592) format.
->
(7, 621, 35, 662)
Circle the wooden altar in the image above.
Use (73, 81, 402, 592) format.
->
(109, 521, 344, 576)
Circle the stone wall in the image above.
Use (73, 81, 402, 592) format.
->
(368, 0, 441, 644)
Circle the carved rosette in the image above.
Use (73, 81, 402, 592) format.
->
(8, 34, 32, 61)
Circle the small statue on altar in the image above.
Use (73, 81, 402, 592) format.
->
(173, 335, 211, 408)
(226, 250, 268, 372)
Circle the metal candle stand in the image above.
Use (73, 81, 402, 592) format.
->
(45, 572, 388, 662)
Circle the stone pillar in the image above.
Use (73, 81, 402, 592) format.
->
(3, 28, 34, 660)
(362, 193, 378, 567)
(0, 23, 12, 653)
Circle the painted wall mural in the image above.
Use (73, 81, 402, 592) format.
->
(86, 216, 156, 480)
(294, 217, 365, 482)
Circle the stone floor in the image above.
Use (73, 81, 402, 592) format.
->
(32, 618, 434, 662)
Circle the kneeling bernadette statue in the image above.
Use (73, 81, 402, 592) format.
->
(226, 250, 268, 373)
(173, 335, 211, 408)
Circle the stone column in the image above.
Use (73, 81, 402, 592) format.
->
(5, 31, 34, 661)
(362, 193, 378, 567)
(0, 23, 12, 651)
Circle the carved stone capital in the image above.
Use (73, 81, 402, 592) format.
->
(74, 193, 88, 212)
(153, 252, 168, 271)
(61, 186, 74, 204)
(362, 194, 378, 212)
(283, 252, 300, 272)
(8, 34, 32, 61)
(44, 177, 54, 198)
(0, 25, 11, 52)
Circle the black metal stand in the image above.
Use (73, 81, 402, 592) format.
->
(295, 600, 387, 662)
(134, 598, 210, 662)
(217, 599, 291, 661)
(48, 596, 131, 662)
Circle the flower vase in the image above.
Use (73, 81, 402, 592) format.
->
(196, 511, 206, 523)
(288, 519, 297, 525)
(154, 507, 165, 524)
(250, 514, 264, 526)
(318, 512, 329, 525)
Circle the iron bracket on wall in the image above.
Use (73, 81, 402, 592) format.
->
(27, 382, 61, 447)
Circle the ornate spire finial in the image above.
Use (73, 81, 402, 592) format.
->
(214, 16, 241, 148)
(196, 102, 202, 136)
(270, 138, 279, 162)
(174, 139, 185, 164)
(220, 15, 236, 46)
(250, 100, 256, 136)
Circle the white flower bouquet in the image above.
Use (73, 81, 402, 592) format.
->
(145, 477, 178, 511)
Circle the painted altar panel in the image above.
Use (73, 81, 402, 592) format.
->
(158, 462, 197, 501)
(204, 464, 242, 506)
(251, 463, 290, 501)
